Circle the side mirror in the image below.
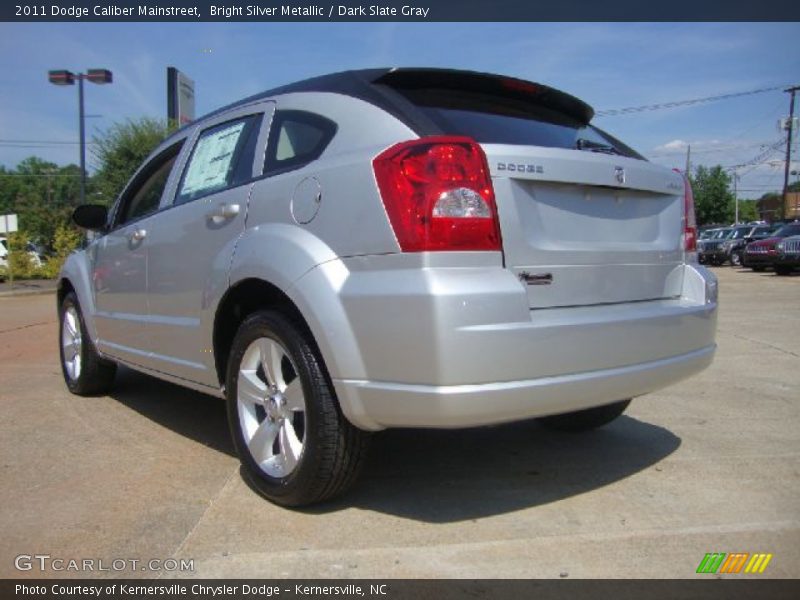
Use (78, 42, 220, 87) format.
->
(72, 204, 108, 231)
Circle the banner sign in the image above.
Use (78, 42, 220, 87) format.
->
(4, 1, 800, 22)
(167, 67, 195, 126)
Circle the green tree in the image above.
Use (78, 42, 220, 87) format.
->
(91, 118, 172, 205)
(0, 158, 81, 248)
(757, 192, 782, 222)
(40, 223, 83, 278)
(6, 231, 34, 279)
(690, 165, 734, 226)
(736, 200, 759, 223)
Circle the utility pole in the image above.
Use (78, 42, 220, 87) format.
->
(44, 168, 56, 206)
(733, 171, 739, 224)
(685, 144, 691, 176)
(783, 86, 799, 219)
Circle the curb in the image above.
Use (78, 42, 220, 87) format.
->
(0, 287, 57, 298)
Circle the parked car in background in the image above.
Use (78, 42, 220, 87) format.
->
(0, 236, 45, 269)
(723, 224, 777, 267)
(743, 222, 800, 271)
(775, 235, 800, 275)
(698, 228, 718, 240)
(57, 67, 718, 506)
(698, 227, 731, 265)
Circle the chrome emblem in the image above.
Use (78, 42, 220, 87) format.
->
(614, 166, 626, 184)
(518, 271, 553, 286)
(497, 162, 544, 174)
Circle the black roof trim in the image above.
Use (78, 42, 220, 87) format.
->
(164, 68, 595, 144)
(374, 68, 595, 124)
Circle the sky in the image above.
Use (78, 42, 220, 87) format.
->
(1, 21, 799, 200)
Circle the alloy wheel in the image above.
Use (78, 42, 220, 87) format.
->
(237, 337, 306, 478)
(61, 305, 82, 381)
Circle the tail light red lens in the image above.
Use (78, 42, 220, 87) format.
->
(373, 136, 501, 252)
(674, 169, 697, 253)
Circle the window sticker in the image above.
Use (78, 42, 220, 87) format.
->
(181, 121, 245, 197)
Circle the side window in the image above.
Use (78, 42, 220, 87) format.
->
(117, 142, 183, 227)
(176, 114, 261, 205)
(264, 110, 337, 176)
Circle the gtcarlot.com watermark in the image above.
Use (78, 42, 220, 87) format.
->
(14, 554, 194, 573)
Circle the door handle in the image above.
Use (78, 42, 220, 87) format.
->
(207, 203, 240, 223)
(130, 228, 147, 242)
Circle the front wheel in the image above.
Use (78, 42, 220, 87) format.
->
(59, 291, 117, 395)
(226, 310, 370, 507)
(775, 265, 793, 276)
(537, 399, 631, 432)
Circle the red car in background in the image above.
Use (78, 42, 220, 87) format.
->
(743, 222, 800, 271)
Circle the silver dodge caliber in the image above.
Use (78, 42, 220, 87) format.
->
(59, 68, 718, 506)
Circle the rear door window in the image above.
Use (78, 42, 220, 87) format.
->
(176, 114, 261, 205)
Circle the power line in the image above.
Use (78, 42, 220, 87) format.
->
(0, 142, 96, 148)
(596, 84, 790, 117)
(0, 173, 81, 178)
(648, 139, 777, 158)
(723, 139, 786, 171)
(0, 139, 90, 144)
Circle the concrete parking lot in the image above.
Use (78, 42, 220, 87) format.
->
(1, 268, 798, 579)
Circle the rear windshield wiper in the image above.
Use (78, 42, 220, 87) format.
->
(576, 138, 622, 155)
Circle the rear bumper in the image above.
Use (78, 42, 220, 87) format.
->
(304, 256, 718, 431)
(336, 346, 714, 429)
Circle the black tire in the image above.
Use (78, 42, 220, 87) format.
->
(226, 310, 370, 507)
(775, 265, 793, 276)
(59, 291, 117, 395)
(538, 399, 631, 433)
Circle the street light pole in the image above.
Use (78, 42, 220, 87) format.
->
(48, 69, 113, 206)
(78, 74, 85, 205)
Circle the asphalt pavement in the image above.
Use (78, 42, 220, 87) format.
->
(1, 267, 798, 579)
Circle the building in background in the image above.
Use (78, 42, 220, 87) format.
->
(758, 192, 800, 221)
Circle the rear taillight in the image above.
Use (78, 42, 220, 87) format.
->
(373, 136, 501, 252)
(674, 169, 697, 253)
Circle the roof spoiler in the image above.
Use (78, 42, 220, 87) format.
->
(372, 68, 595, 125)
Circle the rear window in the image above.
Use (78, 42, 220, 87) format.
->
(264, 110, 337, 176)
(395, 88, 643, 159)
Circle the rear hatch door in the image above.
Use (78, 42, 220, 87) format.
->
(375, 68, 686, 309)
(486, 146, 685, 308)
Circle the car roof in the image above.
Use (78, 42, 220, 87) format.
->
(161, 67, 595, 147)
